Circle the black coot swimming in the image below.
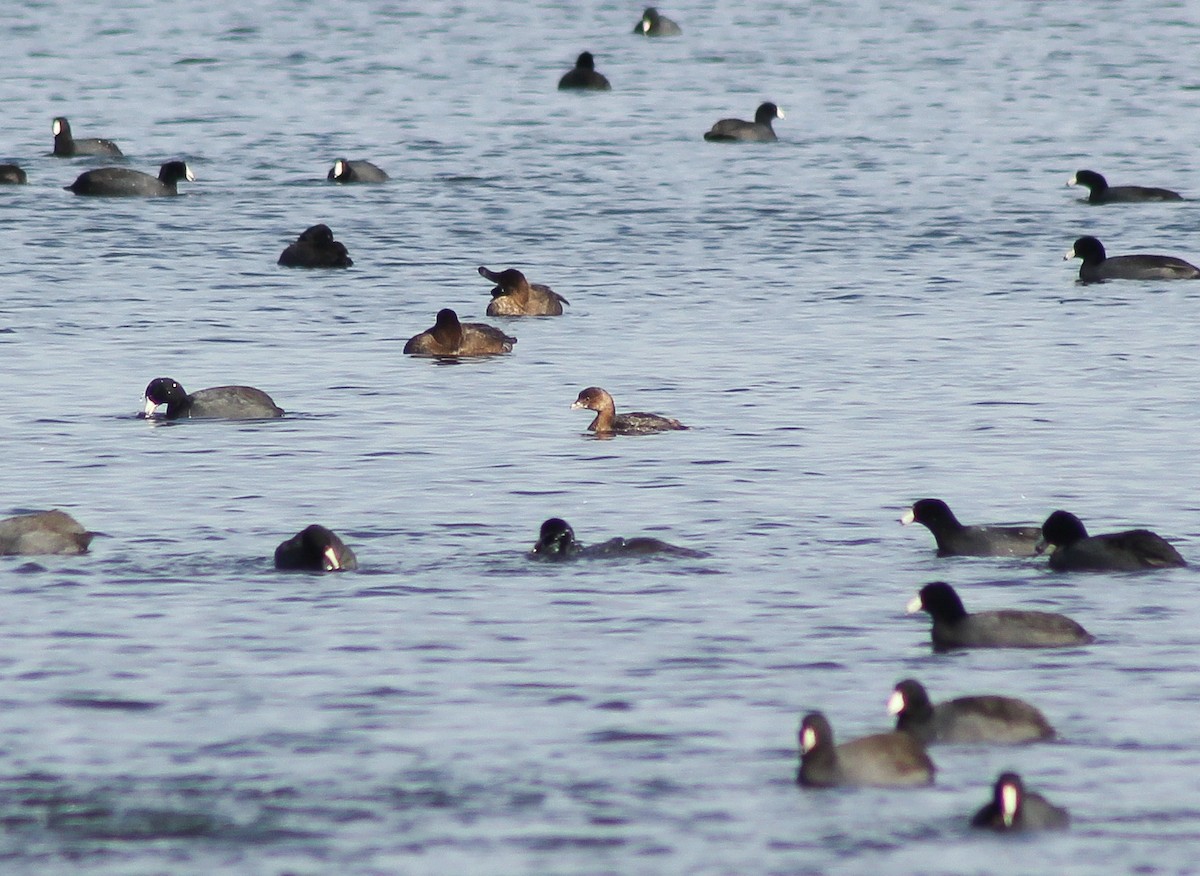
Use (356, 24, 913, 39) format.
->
(141, 378, 283, 420)
(65, 161, 193, 197)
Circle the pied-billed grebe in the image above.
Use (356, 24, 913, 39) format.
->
(900, 498, 1041, 557)
(65, 161, 193, 197)
(634, 7, 681, 36)
(1068, 169, 1182, 203)
(0, 165, 27, 184)
(529, 517, 707, 560)
(704, 102, 783, 142)
(1065, 235, 1200, 283)
(141, 377, 283, 420)
(403, 308, 516, 356)
(274, 524, 358, 571)
(278, 223, 353, 268)
(571, 387, 686, 434)
(797, 712, 935, 789)
(558, 52, 611, 91)
(907, 582, 1094, 651)
(479, 266, 568, 316)
(1036, 509, 1186, 571)
(51, 117, 123, 157)
(327, 159, 389, 183)
(887, 679, 1055, 745)
(0, 510, 93, 555)
(971, 773, 1069, 832)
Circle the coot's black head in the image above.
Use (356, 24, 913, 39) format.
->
(300, 524, 346, 571)
(903, 498, 959, 529)
(1069, 169, 1107, 192)
(576, 52, 596, 70)
(158, 161, 195, 185)
(908, 581, 967, 621)
(993, 772, 1025, 826)
(641, 8, 661, 26)
(888, 679, 934, 723)
(532, 517, 578, 557)
(299, 224, 335, 245)
(1065, 236, 1106, 264)
(755, 102, 783, 125)
(798, 712, 834, 754)
(328, 159, 350, 181)
(144, 377, 187, 406)
(1039, 510, 1089, 550)
(51, 117, 71, 137)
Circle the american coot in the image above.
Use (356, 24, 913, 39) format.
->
(797, 712, 935, 788)
(403, 308, 516, 356)
(274, 525, 358, 571)
(0, 510, 93, 556)
(907, 582, 1094, 651)
(65, 161, 193, 197)
(51, 117, 123, 157)
(971, 773, 1069, 832)
(558, 52, 611, 91)
(704, 103, 783, 142)
(571, 387, 688, 435)
(479, 266, 568, 316)
(278, 224, 353, 268)
(0, 165, 27, 184)
(888, 679, 1056, 745)
(327, 159, 389, 183)
(529, 517, 708, 560)
(1065, 236, 1200, 283)
(900, 498, 1041, 557)
(634, 7, 681, 36)
(1037, 510, 1186, 571)
(1068, 169, 1183, 204)
(141, 377, 284, 420)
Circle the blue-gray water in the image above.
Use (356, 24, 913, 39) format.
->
(2, 0, 1200, 873)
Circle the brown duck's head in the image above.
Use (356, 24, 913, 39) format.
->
(478, 266, 529, 295)
(570, 386, 614, 412)
(431, 308, 463, 347)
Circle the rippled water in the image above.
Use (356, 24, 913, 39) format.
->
(3, 0, 1200, 872)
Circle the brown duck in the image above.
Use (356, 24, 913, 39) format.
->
(478, 266, 568, 316)
(403, 308, 516, 356)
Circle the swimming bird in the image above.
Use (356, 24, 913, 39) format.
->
(529, 517, 707, 560)
(907, 582, 1094, 651)
(1064, 236, 1200, 283)
(403, 308, 516, 356)
(1036, 509, 1186, 571)
(327, 159, 388, 183)
(274, 524, 358, 571)
(278, 224, 353, 268)
(797, 712, 935, 788)
(479, 266, 568, 316)
(704, 103, 783, 142)
(888, 679, 1056, 745)
(634, 7, 681, 36)
(558, 52, 611, 91)
(900, 498, 1041, 557)
(1068, 169, 1182, 204)
(0, 165, 27, 184)
(0, 510, 93, 555)
(51, 117, 122, 157)
(65, 161, 193, 197)
(141, 377, 283, 420)
(571, 387, 687, 434)
(971, 773, 1069, 831)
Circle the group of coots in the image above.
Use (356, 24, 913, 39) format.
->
(5, 4, 1193, 843)
(799, 496, 1190, 829)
